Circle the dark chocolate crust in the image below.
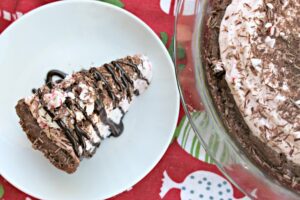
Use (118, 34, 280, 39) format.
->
(16, 99, 80, 173)
(202, 0, 300, 191)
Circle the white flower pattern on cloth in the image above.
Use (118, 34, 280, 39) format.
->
(0, 9, 23, 21)
(159, 0, 196, 16)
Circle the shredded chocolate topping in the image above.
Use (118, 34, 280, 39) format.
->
(202, 0, 300, 192)
(220, 0, 300, 162)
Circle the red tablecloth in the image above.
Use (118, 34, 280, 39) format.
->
(0, 1, 246, 199)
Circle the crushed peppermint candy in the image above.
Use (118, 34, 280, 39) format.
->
(43, 90, 66, 109)
(219, 0, 300, 164)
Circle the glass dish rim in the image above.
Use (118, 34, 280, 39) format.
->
(173, 0, 300, 198)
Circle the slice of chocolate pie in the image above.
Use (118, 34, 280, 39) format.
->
(15, 55, 152, 173)
(203, 0, 300, 190)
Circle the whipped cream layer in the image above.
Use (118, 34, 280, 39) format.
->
(25, 55, 152, 158)
(220, 0, 300, 163)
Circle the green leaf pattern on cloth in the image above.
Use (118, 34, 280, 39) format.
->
(98, 0, 124, 8)
(174, 112, 230, 164)
(167, 36, 175, 58)
(159, 32, 186, 65)
(0, 184, 4, 198)
(160, 32, 168, 46)
(178, 63, 186, 70)
(177, 43, 186, 59)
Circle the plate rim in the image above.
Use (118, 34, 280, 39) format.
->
(0, 0, 179, 199)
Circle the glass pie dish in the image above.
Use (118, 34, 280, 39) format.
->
(174, 0, 300, 199)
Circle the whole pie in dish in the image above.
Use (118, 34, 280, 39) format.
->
(202, 0, 300, 190)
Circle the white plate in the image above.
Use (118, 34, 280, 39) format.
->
(0, 1, 179, 199)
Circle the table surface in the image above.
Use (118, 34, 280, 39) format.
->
(0, 0, 246, 199)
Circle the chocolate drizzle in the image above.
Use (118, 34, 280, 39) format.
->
(45, 70, 67, 89)
(89, 64, 127, 137)
(112, 61, 134, 85)
(112, 61, 134, 100)
(89, 67, 118, 107)
(65, 97, 94, 149)
(66, 96, 101, 157)
(36, 89, 81, 157)
(104, 64, 124, 92)
(33, 57, 149, 158)
(73, 100, 102, 140)
(94, 100, 124, 137)
(74, 124, 87, 150)
(117, 60, 149, 84)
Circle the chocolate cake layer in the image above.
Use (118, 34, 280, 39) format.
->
(16, 55, 152, 173)
(202, 0, 300, 191)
